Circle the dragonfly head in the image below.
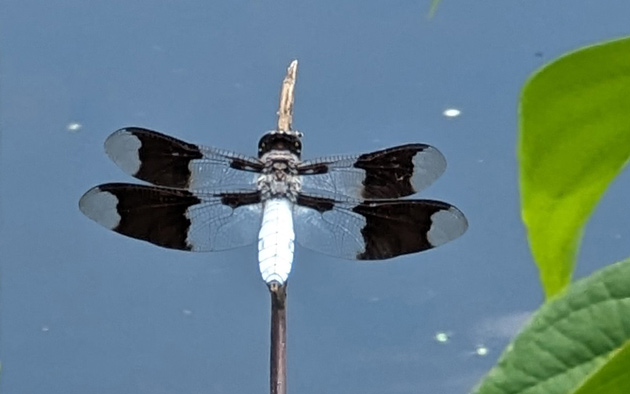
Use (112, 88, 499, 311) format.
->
(258, 130, 302, 159)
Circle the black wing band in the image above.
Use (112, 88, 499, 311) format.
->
(79, 183, 262, 252)
(298, 144, 446, 200)
(294, 194, 467, 260)
(105, 127, 263, 190)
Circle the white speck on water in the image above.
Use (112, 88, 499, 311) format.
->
(435, 331, 451, 343)
(443, 108, 461, 117)
(41, 326, 50, 332)
(67, 122, 82, 132)
(475, 345, 489, 356)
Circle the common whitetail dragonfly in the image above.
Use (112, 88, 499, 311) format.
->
(79, 127, 467, 285)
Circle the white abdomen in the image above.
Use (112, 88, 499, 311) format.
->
(258, 198, 295, 285)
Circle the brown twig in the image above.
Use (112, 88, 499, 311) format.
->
(277, 60, 298, 132)
(269, 282, 287, 394)
(269, 59, 298, 394)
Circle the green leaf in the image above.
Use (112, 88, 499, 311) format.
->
(573, 339, 630, 394)
(519, 36, 630, 298)
(474, 258, 630, 394)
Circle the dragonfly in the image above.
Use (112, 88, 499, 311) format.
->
(79, 127, 468, 285)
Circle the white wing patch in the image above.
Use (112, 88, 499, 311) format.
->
(79, 187, 122, 230)
(104, 129, 142, 176)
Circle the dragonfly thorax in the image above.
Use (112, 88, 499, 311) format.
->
(258, 151, 301, 201)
